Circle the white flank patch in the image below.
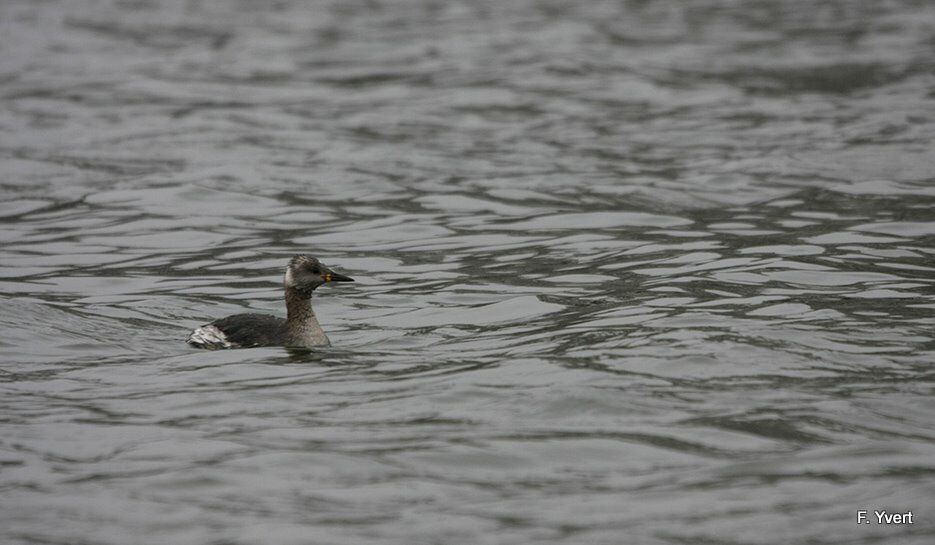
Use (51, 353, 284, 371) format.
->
(187, 324, 233, 349)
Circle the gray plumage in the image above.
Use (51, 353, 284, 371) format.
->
(187, 255, 353, 350)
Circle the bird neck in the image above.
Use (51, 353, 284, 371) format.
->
(285, 287, 316, 324)
(284, 286, 328, 347)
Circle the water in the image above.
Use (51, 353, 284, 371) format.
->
(2, 0, 935, 543)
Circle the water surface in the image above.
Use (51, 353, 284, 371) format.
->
(2, 1, 935, 544)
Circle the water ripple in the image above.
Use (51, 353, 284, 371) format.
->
(2, 0, 935, 544)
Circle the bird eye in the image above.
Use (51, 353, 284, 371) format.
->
(311, 267, 321, 275)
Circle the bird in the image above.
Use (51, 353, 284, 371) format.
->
(187, 255, 353, 349)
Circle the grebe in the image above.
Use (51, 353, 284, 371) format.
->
(187, 255, 353, 349)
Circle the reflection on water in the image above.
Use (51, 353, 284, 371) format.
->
(2, 0, 935, 543)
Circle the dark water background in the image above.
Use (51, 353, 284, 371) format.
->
(2, 1, 935, 543)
